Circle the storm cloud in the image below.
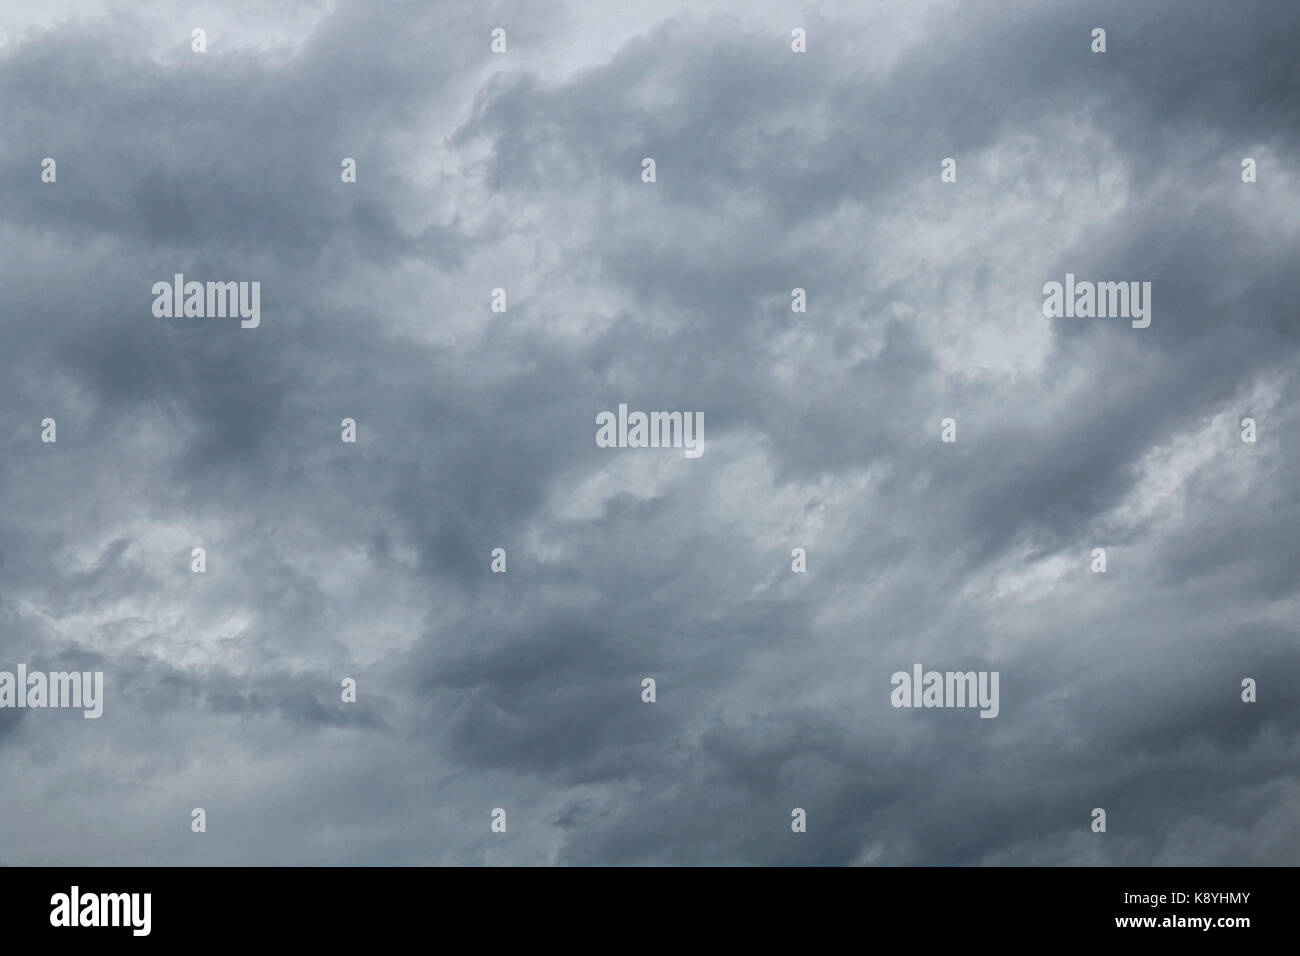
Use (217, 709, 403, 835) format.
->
(0, 0, 1297, 865)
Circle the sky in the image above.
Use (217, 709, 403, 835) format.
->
(0, 0, 1297, 865)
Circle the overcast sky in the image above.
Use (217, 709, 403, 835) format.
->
(1, 0, 1297, 865)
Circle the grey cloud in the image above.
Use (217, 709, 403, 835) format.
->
(0, 0, 1296, 865)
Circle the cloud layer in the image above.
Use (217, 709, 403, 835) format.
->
(0, 0, 1297, 865)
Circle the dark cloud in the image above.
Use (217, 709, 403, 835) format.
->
(0, 0, 1295, 864)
